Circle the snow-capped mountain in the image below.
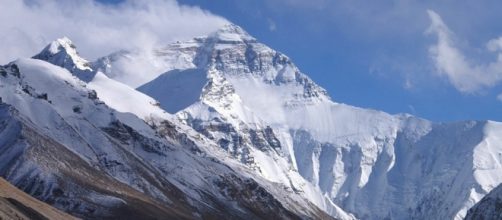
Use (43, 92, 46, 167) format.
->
(1, 22, 502, 220)
(95, 24, 502, 220)
(0, 38, 336, 219)
(33, 37, 95, 82)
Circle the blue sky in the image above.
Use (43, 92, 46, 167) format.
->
(4, 0, 502, 122)
(173, 0, 502, 122)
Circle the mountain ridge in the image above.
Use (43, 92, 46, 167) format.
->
(93, 23, 502, 219)
(6, 34, 339, 219)
(3, 23, 502, 220)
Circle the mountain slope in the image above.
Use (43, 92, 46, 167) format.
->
(0, 60, 199, 219)
(0, 177, 77, 220)
(97, 24, 502, 220)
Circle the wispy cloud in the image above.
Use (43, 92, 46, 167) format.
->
(267, 18, 277, 32)
(427, 9, 502, 94)
(0, 0, 228, 64)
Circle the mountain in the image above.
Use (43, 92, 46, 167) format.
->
(1, 22, 501, 220)
(33, 37, 95, 82)
(96, 24, 502, 220)
(0, 41, 338, 219)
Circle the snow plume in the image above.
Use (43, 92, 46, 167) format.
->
(427, 10, 502, 94)
(0, 0, 228, 64)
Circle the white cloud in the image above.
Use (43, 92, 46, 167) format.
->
(403, 78, 413, 90)
(487, 37, 502, 52)
(267, 18, 277, 31)
(426, 9, 502, 93)
(0, 0, 228, 64)
(498, 93, 502, 102)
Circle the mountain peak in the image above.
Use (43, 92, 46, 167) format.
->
(210, 23, 256, 43)
(33, 37, 91, 72)
(33, 37, 94, 81)
(48, 37, 74, 53)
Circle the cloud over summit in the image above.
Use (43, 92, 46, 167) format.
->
(0, 0, 228, 64)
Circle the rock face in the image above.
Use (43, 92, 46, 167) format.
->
(99, 24, 502, 220)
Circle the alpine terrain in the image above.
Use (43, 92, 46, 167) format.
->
(0, 23, 501, 220)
